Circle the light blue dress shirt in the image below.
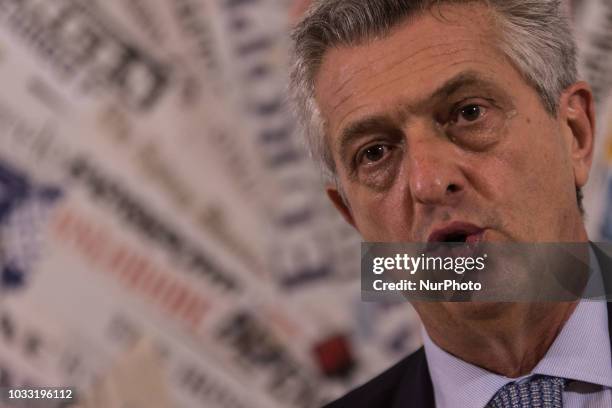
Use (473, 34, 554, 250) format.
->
(422, 250, 612, 408)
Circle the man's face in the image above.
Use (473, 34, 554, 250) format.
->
(314, 3, 593, 246)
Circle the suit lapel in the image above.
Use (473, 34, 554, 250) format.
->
(392, 348, 435, 408)
(590, 243, 612, 348)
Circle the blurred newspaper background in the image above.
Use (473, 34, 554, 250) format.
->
(0, 0, 609, 407)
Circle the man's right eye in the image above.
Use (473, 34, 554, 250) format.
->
(359, 144, 390, 165)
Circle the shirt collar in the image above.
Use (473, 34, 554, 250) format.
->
(422, 250, 612, 408)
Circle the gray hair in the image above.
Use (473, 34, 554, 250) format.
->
(289, 0, 578, 182)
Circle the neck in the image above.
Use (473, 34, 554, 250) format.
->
(421, 301, 578, 378)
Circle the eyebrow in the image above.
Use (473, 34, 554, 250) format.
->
(338, 116, 397, 159)
(336, 71, 499, 158)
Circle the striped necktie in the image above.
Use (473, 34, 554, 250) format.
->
(487, 375, 566, 408)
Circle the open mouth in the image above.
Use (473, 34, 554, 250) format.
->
(439, 231, 470, 243)
(425, 222, 486, 256)
(427, 222, 485, 244)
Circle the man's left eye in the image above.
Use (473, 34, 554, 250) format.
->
(456, 104, 486, 123)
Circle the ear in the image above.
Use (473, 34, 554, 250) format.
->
(559, 81, 596, 188)
(326, 184, 357, 230)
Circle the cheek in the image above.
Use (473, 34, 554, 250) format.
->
(487, 117, 575, 235)
(520, 120, 574, 201)
(349, 187, 411, 241)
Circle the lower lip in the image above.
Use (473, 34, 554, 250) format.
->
(424, 230, 487, 257)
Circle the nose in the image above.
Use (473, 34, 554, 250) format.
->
(407, 137, 465, 206)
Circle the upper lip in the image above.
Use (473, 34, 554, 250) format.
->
(427, 222, 485, 243)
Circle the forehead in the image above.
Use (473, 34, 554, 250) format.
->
(314, 3, 513, 139)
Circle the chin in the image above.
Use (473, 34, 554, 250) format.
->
(443, 302, 517, 321)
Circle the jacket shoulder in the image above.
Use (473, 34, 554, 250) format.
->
(323, 347, 427, 408)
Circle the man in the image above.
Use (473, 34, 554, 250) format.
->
(289, 0, 612, 407)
